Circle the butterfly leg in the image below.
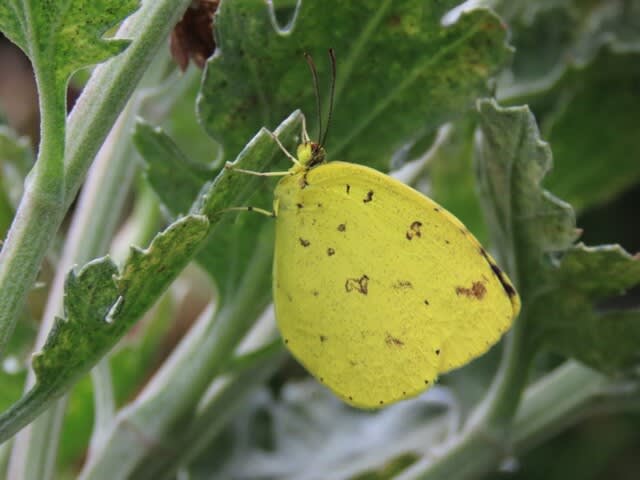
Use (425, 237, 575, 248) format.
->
(224, 162, 291, 177)
(265, 130, 302, 168)
(300, 113, 311, 144)
(217, 206, 275, 217)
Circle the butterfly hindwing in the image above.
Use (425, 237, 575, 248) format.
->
(272, 162, 517, 408)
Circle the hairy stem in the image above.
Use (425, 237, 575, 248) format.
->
(0, 66, 65, 357)
(398, 362, 610, 480)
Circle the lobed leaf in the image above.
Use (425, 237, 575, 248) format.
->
(539, 245, 640, 373)
(476, 99, 640, 374)
(198, 0, 511, 170)
(134, 120, 217, 217)
(137, 111, 302, 301)
(476, 99, 578, 288)
(0, 0, 138, 100)
(0, 215, 210, 443)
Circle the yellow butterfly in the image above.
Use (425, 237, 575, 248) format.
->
(233, 50, 520, 408)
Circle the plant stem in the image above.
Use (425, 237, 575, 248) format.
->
(0, 65, 65, 357)
(79, 230, 274, 479)
(0, 0, 193, 362)
(7, 46, 182, 479)
(136, 338, 285, 479)
(397, 362, 610, 480)
(394, 302, 536, 480)
(63, 0, 193, 208)
(7, 88, 141, 480)
(480, 313, 535, 429)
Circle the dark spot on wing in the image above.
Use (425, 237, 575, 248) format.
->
(319, 335, 327, 342)
(363, 190, 374, 203)
(327, 247, 336, 256)
(435, 349, 440, 355)
(455, 281, 487, 300)
(312, 290, 319, 297)
(406, 221, 423, 240)
(284, 338, 289, 344)
(299, 238, 310, 247)
(346, 184, 351, 194)
(393, 280, 413, 289)
(434, 207, 440, 212)
(385, 332, 405, 347)
(424, 299, 430, 306)
(337, 223, 346, 232)
(296, 203, 304, 209)
(345, 275, 369, 295)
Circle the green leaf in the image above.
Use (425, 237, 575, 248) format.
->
(194, 111, 302, 301)
(476, 99, 640, 374)
(160, 73, 223, 165)
(429, 120, 488, 243)
(539, 245, 640, 373)
(0, 0, 138, 102)
(34, 214, 209, 383)
(497, 0, 640, 98)
(59, 293, 178, 467)
(195, 111, 302, 219)
(86, 114, 304, 479)
(198, 0, 511, 170)
(497, 1, 640, 212)
(189, 381, 440, 479)
(136, 111, 302, 302)
(0, 215, 210, 443)
(134, 120, 217, 216)
(476, 99, 578, 289)
(526, 51, 640, 211)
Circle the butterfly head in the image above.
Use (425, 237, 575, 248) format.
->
(297, 141, 326, 169)
(295, 49, 334, 172)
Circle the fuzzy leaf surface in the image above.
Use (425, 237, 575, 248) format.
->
(199, 0, 511, 170)
(476, 99, 640, 373)
(0, 0, 137, 99)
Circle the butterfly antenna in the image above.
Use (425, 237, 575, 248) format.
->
(321, 48, 336, 147)
(304, 52, 323, 143)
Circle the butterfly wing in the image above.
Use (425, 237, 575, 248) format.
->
(273, 161, 519, 408)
